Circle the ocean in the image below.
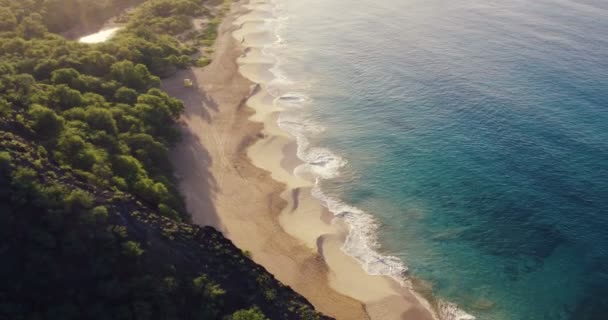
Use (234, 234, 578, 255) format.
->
(259, 0, 608, 318)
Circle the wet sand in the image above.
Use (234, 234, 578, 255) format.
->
(165, 1, 437, 319)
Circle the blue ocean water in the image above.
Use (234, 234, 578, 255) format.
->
(272, 0, 608, 318)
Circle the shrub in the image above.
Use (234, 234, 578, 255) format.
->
(84, 107, 117, 134)
(11, 167, 38, 190)
(114, 87, 138, 104)
(0, 98, 11, 117)
(91, 206, 110, 221)
(28, 104, 64, 139)
(121, 240, 144, 257)
(0, 152, 12, 173)
(110, 61, 160, 91)
(196, 57, 211, 67)
(263, 289, 276, 301)
(230, 307, 269, 320)
(64, 190, 94, 212)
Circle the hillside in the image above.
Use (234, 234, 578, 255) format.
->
(0, 0, 329, 319)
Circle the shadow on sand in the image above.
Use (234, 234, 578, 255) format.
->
(163, 69, 224, 231)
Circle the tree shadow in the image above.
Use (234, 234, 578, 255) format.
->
(161, 69, 218, 123)
(171, 126, 225, 232)
(163, 69, 224, 232)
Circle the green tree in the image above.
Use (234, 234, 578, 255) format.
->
(33, 59, 60, 79)
(3, 74, 36, 108)
(91, 205, 109, 221)
(192, 274, 225, 300)
(79, 51, 117, 76)
(114, 87, 138, 104)
(48, 85, 83, 110)
(121, 241, 144, 257)
(28, 104, 64, 139)
(56, 133, 98, 170)
(0, 152, 12, 175)
(124, 133, 170, 171)
(51, 68, 81, 86)
(112, 155, 145, 185)
(110, 61, 160, 91)
(0, 98, 11, 117)
(11, 166, 38, 203)
(84, 107, 117, 134)
(17, 13, 47, 39)
(64, 189, 94, 212)
(230, 307, 269, 320)
(0, 7, 17, 31)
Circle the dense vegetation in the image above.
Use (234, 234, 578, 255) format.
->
(0, 0, 328, 319)
(0, 129, 326, 320)
(0, 0, 144, 34)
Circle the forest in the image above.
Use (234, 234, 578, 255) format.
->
(0, 0, 327, 319)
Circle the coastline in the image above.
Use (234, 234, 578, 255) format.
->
(164, 1, 438, 319)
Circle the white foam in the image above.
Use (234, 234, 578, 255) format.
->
(276, 93, 311, 108)
(278, 114, 323, 134)
(236, 1, 475, 319)
(311, 185, 409, 279)
(438, 301, 477, 320)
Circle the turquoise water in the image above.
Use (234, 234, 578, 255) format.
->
(269, 0, 608, 318)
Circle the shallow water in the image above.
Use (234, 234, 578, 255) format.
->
(256, 0, 608, 318)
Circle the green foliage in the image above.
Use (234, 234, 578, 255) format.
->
(11, 166, 37, 190)
(0, 7, 17, 32)
(263, 288, 277, 301)
(91, 205, 109, 221)
(40, 0, 143, 33)
(47, 85, 84, 110)
(56, 133, 99, 170)
(0, 151, 11, 172)
(0, 131, 325, 320)
(84, 107, 117, 134)
(110, 60, 160, 91)
(196, 57, 211, 67)
(114, 86, 138, 104)
(0, 1, 327, 320)
(27, 104, 64, 139)
(17, 13, 47, 39)
(0, 98, 10, 116)
(192, 274, 226, 317)
(64, 189, 94, 212)
(51, 68, 80, 85)
(202, 18, 220, 40)
(159, 203, 179, 219)
(109, 225, 128, 239)
(230, 307, 269, 320)
(128, 0, 206, 36)
(112, 155, 145, 184)
(122, 240, 144, 257)
(0, 4, 188, 214)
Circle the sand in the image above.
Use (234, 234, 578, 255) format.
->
(164, 1, 438, 319)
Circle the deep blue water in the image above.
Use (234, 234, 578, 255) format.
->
(274, 0, 608, 318)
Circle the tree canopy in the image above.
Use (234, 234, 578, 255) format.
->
(0, 0, 329, 319)
(0, 0, 202, 219)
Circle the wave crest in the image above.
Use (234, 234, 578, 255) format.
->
(236, 1, 475, 319)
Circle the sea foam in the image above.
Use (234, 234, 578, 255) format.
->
(238, 1, 475, 319)
(258, 0, 411, 284)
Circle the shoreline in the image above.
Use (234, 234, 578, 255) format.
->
(164, 1, 438, 319)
